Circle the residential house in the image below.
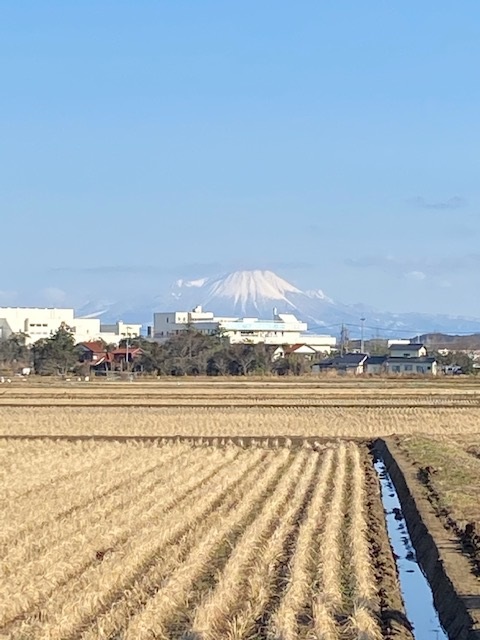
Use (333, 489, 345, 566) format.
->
(386, 356, 437, 375)
(77, 342, 143, 373)
(272, 344, 317, 361)
(362, 343, 437, 376)
(314, 342, 438, 376)
(364, 355, 388, 375)
(77, 341, 108, 364)
(312, 353, 368, 376)
(388, 343, 427, 358)
(385, 342, 437, 375)
(109, 347, 143, 368)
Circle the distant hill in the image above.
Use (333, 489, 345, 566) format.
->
(417, 333, 480, 350)
(77, 269, 480, 337)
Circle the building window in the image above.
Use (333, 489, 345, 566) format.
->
(416, 366, 425, 373)
(404, 364, 413, 372)
(392, 365, 400, 372)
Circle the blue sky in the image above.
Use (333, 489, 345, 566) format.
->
(1, 1, 480, 315)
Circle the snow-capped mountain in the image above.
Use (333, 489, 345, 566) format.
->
(201, 270, 303, 309)
(168, 270, 342, 323)
(173, 270, 302, 313)
(76, 269, 480, 336)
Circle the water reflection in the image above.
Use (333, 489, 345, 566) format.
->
(374, 461, 448, 639)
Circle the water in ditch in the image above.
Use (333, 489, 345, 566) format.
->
(374, 460, 449, 640)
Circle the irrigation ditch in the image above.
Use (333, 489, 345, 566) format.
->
(373, 456, 447, 639)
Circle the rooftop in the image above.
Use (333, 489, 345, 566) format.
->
(332, 353, 368, 366)
(316, 353, 368, 368)
(366, 355, 388, 365)
(284, 344, 317, 354)
(389, 343, 425, 350)
(78, 341, 106, 353)
(387, 356, 436, 364)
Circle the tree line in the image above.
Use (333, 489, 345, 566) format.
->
(0, 325, 474, 377)
(0, 325, 312, 377)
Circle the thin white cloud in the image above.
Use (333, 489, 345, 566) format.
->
(405, 270, 426, 281)
(346, 254, 480, 277)
(51, 261, 313, 276)
(40, 287, 68, 305)
(409, 195, 467, 210)
(439, 279, 453, 288)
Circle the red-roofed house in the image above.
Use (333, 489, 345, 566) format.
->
(108, 347, 143, 365)
(77, 341, 108, 364)
(272, 344, 317, 361)
(77, 342, 143, 372)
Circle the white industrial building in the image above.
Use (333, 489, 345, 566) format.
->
(153, 306, 336, 352)
(98, 321, 143, 344)
(0, 308, 141, 346)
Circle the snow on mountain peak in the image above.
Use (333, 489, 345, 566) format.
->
(304, 288, 334, 304)
(170, 269, 338, 318)
(204, 270, 301, 311)
(175, 277, 208, 289)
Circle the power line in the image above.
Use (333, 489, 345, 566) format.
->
(311, 321, 480, 337)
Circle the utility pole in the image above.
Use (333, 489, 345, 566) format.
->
(125, 326, 132, 373)
(360, 317, 366, 354)
(340, 324, 349, 356)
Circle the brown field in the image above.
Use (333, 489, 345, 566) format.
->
(394, 435, 480, 569)
(2, 378, 480, 409)
(0, 439, 412, 640)
(3, 381, 480, 638)
(2, 405, 480, 439)
(2, 378, 480, 440)
(397, 435, 480, 524)
(0, 376, 479, 438)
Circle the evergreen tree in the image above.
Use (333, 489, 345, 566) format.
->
(32, 324, 77, 375)
(0, 332, 31, 372)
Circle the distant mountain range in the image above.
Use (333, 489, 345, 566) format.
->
(77, 269, 480, 337)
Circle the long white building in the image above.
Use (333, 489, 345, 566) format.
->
(0, 308, 141, 346)
(153, 306, 336, 352)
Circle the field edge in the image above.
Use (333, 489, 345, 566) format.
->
(374, 438, 480, 640)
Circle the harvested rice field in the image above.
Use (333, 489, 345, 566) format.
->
(0, 438, 411, 640)
(4, 382, 480, 639)
(2, 379, 480, 408)
(2, 404, 480, 439)
(3, 380, 480, 442)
